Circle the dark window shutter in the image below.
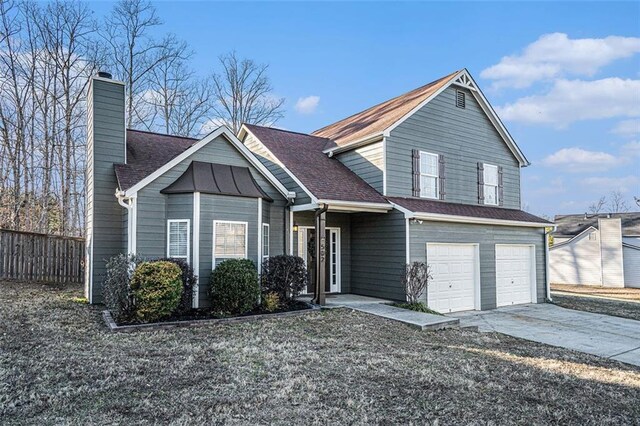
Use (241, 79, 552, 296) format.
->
(438, 155, 446, 200)
(477, 162, 484, 204)
(412, 149, 420, 197)
(498, 166, 504, 206)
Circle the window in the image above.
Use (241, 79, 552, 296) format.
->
(262, 224, 270, 259)
(419, 151, 439, 199)
(214, 221, 247, 259)
(456, 90, 466, 109)
(483, 164, 499, 205)
(589, 232, 597, 241)
(167, 220, 190, 260)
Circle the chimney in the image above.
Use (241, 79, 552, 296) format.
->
(85, 72, 126, 303)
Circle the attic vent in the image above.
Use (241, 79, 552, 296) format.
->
(456, 90, 466, 109)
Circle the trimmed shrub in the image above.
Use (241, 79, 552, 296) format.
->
(130, 261, 183, 323)
(210, 259, 259, 315)
(157, 257, 197, 314)
(261, 255, 307, 300)
(103, 254, 143, 323)
(262, 292, 280, 312)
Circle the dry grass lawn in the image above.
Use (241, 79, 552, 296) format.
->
(2, 281, 640, 425)
(552, 293, 640, 322)
(552, 284, 640, 301)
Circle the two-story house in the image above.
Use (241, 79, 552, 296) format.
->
(85, 69, 551, 313)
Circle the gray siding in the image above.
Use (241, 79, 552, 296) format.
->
(167, 193, 194, 260)
(86, 78, 126, 303)
(350, 210, 406, 301)
(243, 132, 312, 204)
(336, 141, 384, 193)
(292, 212, 351, 293)
(198, 195, 260, 307)
(386, 86, 521, 209)
(409, 221, 546, 309)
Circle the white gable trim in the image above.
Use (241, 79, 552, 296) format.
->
(550, 226, 598, 250)
(123, 126, 293, 199)
(239, 125, 319, 204)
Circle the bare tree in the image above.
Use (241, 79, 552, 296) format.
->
(588, 196, 606, 214)
(211, 51, 284, 134)
(608, 190, 631, 213)
(402, 262, 433, 305)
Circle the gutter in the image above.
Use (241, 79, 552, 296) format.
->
(115, 189, 136, 254)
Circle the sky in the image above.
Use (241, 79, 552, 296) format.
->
(90, 1, 640, 218)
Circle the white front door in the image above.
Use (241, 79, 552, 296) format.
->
(426, 243, 479, 313)
(495, 245, 536, 307)
(298, 227, 340, 293)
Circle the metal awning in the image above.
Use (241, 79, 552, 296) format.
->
(160, 161, 273, 201)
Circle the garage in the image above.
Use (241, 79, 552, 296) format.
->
(426, 243, 479, 313)
(495, 245, 536, 307)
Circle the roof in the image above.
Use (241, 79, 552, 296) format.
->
(311, 70, 460, 147)
(553, 213, 640, 237)
(243, 124, 388, 204)
(388, 197, 552, 225)
(160, 161, 273, 201)
(115, 129, 197, 190)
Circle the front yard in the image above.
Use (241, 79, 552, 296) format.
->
(1, 282, 639, 424)
(552, 293, 640, 322)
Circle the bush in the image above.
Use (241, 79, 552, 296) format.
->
(402, 262, 432, 304)
(261, 255, 307, 300)
(262, 292, 280, 312)
(103, 254, 143, 323)
(392, 302, 442, 316)
(210, 259, 260, 315)
(157, 257, 197, 315)
(130, 261, 183, 323)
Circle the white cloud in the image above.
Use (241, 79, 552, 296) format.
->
(496, 78, 640, 127)
(621, 141, 640, 158)
(581, 175, 640, 193)
(543, 147, 621, 173)
(612, 119, 640, 137)
(294, 96, 320, 114)
(481, 33, 640, 89)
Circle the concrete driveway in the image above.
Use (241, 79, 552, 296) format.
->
(453, 304, 640, 367)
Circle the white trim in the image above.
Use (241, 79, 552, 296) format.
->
(290, 200, 392, 213)
(545, 229, 551, 302)
(262, 223, 270, 260)
(494, 244, 537, 307)
(257, 199, 263, 274)
(239, 125, 317, 203)
(482, 163, 499, 206)
(322, 133, 384, 155)
(405, 218, 411, 264)
(426, 242, 481, 311)
(166, 219, 190, 260)
(382, 136, 388, 196)
(129, 196, 137, 253)
(549, 226, 598, 250)
(296, 226, 341, 294)
(123, 126, 292, 199)
(418, 151, 439, 200)
(192, 192, 200, 308)
(212, 220, 249, 267)
(289, 209, 294, 255)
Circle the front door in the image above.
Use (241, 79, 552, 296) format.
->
(298, 227, 340, 294)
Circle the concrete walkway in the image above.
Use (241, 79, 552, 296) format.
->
(299, 294, 459, 330)
(453, 304, 640, 367)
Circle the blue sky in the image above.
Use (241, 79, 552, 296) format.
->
(92, 1, 640, 217)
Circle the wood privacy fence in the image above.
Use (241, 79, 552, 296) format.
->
(0, 229, 85, 283)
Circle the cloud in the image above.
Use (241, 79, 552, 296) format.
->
(294, 96, 320, 114)
(621, 141, 640, 158)
(581, 175, 640, 193)
(496, 78, 640, 127)
(481, 33, 640, 89)
(612, 119, 640, 137)
(543, 147, 621, 173)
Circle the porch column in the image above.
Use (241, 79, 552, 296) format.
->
(313, 204, 328, 305)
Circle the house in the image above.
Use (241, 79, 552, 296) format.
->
(550, 213, 640, 288)
(85, 68, 552, 313)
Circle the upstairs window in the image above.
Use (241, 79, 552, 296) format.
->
(419, 151, 439, 199)
(167, 219, 190, 260)
(456, 90, 466, 109)
(262, 223, 270, 260)
(483, 164, 499, 206)
(214, 221, 247, 259)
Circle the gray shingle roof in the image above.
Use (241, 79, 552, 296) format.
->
(553, 213, 640, 237)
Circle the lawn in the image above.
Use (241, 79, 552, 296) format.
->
(552, 293, 640, 322)
(552, 284, 640, 301)
(1, 282, 640, 425)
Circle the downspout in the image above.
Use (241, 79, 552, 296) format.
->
(115, 189, 135, 254)
(544, 225, 556, 302)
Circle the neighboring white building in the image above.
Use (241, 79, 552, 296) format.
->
(550, 213, 640, 288)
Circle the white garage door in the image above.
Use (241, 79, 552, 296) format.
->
(427, 244, 478, 313)
(495, 245, 535, 307)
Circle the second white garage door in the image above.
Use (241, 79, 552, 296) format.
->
(495, 245, 536, 307)
(426, 244, 479, 313)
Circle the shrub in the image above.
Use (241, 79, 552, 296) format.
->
(392, 302, 442, 316)
(261, 255, 307, 300)
(130, 261, 183, 323)
(262, 292, 280, 312)
(103, 253, 143, 323)
(157, 257, 197, 315)
(402, 262, 432, 304)
(210, 259, 260, 315)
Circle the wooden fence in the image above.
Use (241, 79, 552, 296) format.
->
(0, 229, 85, 283)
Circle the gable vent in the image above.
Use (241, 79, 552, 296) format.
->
(456, 90, 466, 109)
